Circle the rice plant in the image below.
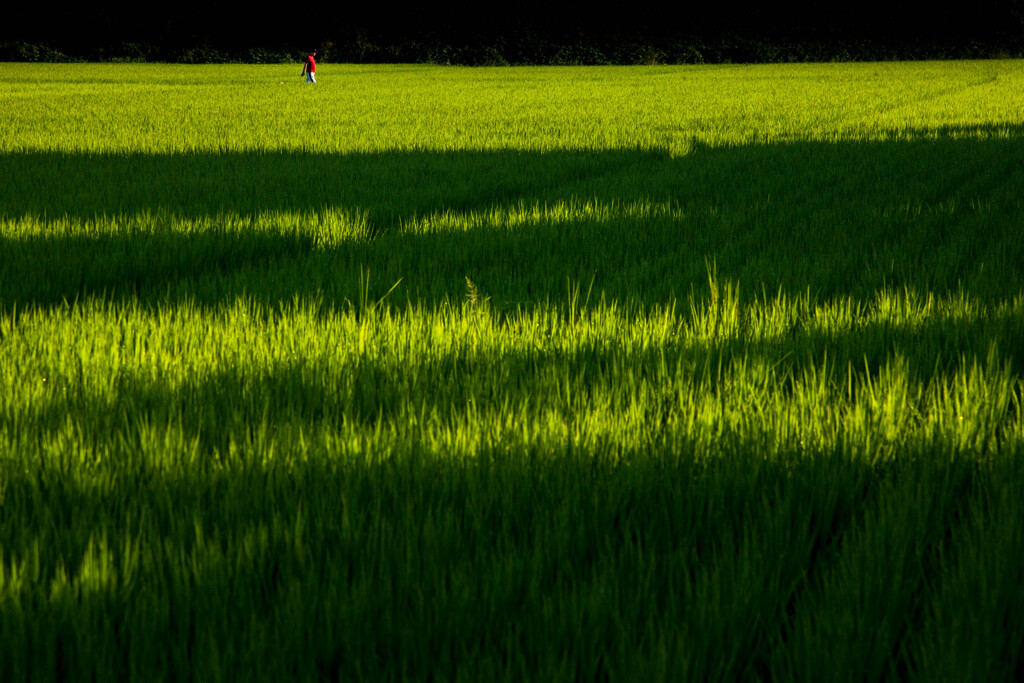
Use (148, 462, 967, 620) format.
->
(1, 61, 1023, 681)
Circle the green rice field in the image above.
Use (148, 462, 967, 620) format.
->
(2, 61, 1024, 681)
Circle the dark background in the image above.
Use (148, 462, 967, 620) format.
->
(2, 1, 1023, 63)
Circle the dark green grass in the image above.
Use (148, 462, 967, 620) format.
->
(3, 439, 1023, 681)
(3, 127, 1022, 311)
(2, 107, 1024, 679)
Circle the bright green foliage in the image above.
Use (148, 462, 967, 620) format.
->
(1, 62, 1023, 681)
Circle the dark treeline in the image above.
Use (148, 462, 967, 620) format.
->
(3, 1, 1022, 64)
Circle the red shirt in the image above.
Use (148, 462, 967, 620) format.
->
(305, 55, 316, 72)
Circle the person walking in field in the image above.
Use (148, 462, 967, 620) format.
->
(302, 50, 317, 83)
